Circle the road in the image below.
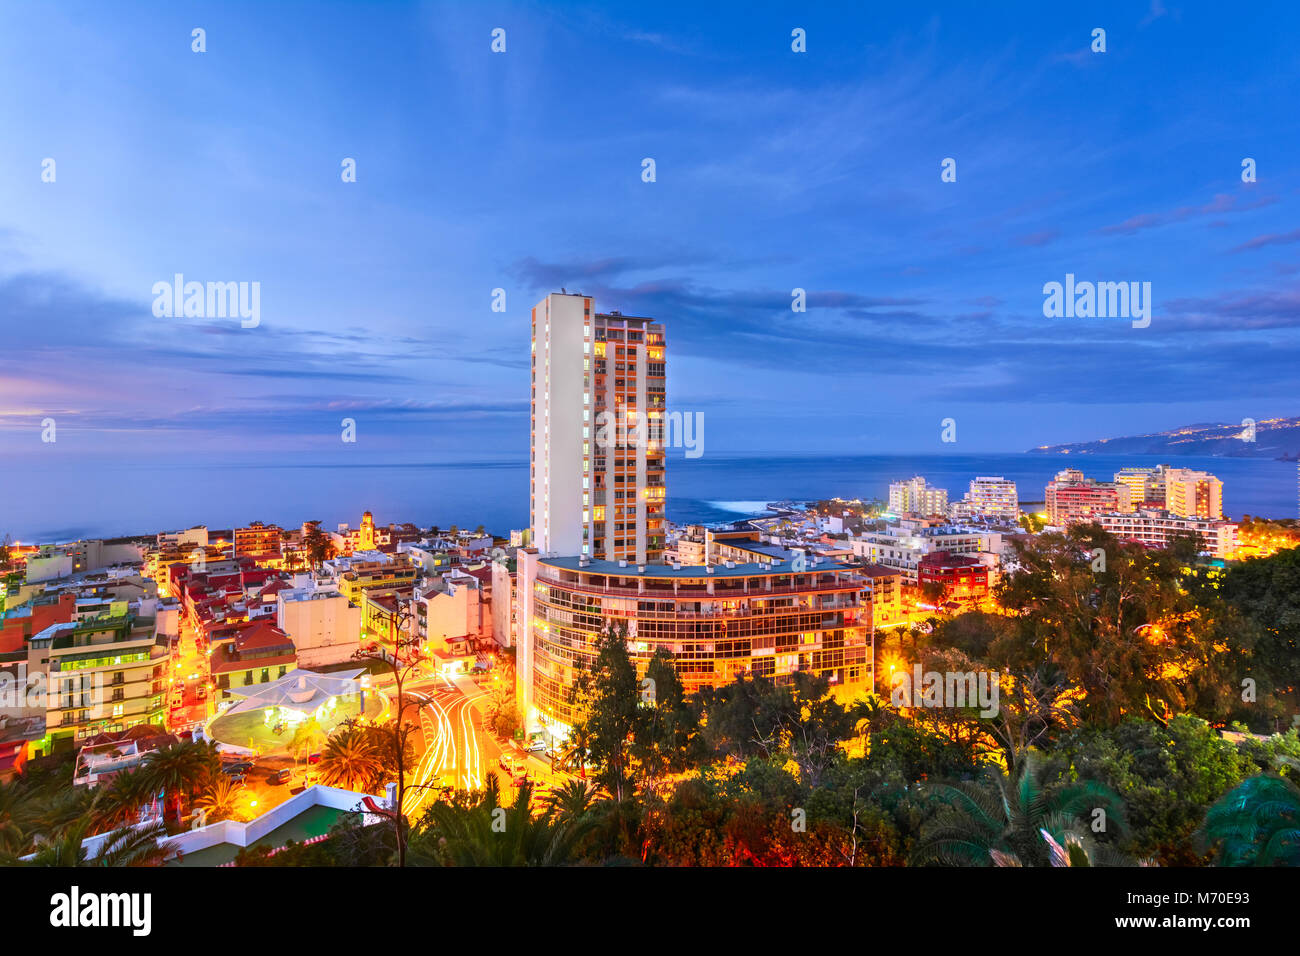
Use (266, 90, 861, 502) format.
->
(401, 676, 491, 820)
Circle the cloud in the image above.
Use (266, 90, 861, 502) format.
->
(1098, 192, 1275, 237)
(1230, 228, 1300, 253)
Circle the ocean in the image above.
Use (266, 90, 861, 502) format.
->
(3, 452, 1297, 544)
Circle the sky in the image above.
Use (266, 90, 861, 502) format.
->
(1, 0, 1299, 469)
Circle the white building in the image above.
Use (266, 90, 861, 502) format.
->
(530, 292, 666, 565)
(276, 585, 362, 669)
(415, 569, 488, 646)
(1094, 510, 1236, 559)
(490, 558, 518, 649)
(951, 476, 1019, 520)
(888, 477, 949, 517)
(851, 519, 1001, 585)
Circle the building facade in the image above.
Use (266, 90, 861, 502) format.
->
(1163, 468, 1224, 520)
(1094, 510, 1237, 559)
(952, 476, 1019, 520)
(530, 292, 666, 566)
(850, 520, 1001, 586)
(1045, 470, 1133, 526)
(518, 553, 872, 739)
(30, 614, 167, 750)
(888, 476, 949, 517)
(277, 585, 362, 669)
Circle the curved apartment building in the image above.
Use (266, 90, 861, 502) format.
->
(517, 551, 872, 736)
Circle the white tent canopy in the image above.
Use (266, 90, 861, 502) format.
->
(221, 668, 365, 718)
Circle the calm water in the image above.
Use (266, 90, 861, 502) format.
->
(3, 453, 1297, 543)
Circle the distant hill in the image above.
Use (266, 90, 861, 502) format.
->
(1028, 417, 1300, 460)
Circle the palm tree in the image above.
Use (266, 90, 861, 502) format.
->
(194, 775, 245, 823)
(90, 767, 157, 832)
(1198, 773, 1300, 866)
(317, 723, 383, 791)
(290, 717, 327, 767)
(141, 740, 220, 824)
(556, 728, 591, 778)
(408, 774, 591, 866)
(912, 753, 1128, 867)
(545, 779, 602, 823)
(989, 826, 1151, 867)
(0, 779, 36, 856)
(24, 820, 174, 867)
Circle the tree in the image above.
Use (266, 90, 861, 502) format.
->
(1057, 715, 1262, 865)
(290, 717, 328, 767)
(318, 722, 384, 792)
(195, 775, 245, 823)
(303, 521, 334, 567)
(996, 526, 1238, 726)
(912, 752, 1128, 867)
(89, 767, 156, 832)
(545, 779, 602, 824)
(1198, 772, 1300, 866)
(408, 775, 591, 866)
(0, 779, 36, 856)
(630, 648, 701, 793)
(141, 740, 220, 824)
(556, 726, 591, 778)
(695, 671, 856, 788)
(1216, 547, 1300, 728)
(353, 600, 426, 867)
(569, 622, 642, 802)
(21, 820, 174, 867)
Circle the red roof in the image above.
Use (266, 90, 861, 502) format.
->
(235, 620, 294, 652)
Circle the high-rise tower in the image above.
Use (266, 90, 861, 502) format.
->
(530, 293, 665, 564)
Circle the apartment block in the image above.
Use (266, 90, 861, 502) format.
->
(951, 476, 1019, 520)
(1045, 469, 1133, 526)
(888, 476, 949, 517)
(530, 292, 666, 566)
(277, 585, 362, 669)
(1093, 510, 1237, 559)
(29, 613, 168, 751)
(850, 519, 1001, 586)
(1163, 468, 1224, 520)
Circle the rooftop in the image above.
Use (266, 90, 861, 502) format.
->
(539, 554, 854, 578)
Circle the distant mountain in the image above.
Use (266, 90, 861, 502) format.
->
(1028, 417, 1300, 460)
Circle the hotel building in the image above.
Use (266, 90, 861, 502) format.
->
(1045, 469, 1133, 526)
(1113, 466, 1168, 509)
(530, 292, 667, 566)
(517, 551, 872, 737)
(1093, 510, 1237, 559)
(888, 476, 949, 517)
(952, 476, 1019, 520)
(1163, 468, 1224, 520)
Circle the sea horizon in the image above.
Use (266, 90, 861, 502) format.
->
(5, 451, 1294, 544)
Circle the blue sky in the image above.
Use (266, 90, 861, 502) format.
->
(1, 0, 1298, 466)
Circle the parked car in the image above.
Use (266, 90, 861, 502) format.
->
(268, 768, 294, 786)
(221, 761, 253, 776)
(307, 752, 322, 765)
